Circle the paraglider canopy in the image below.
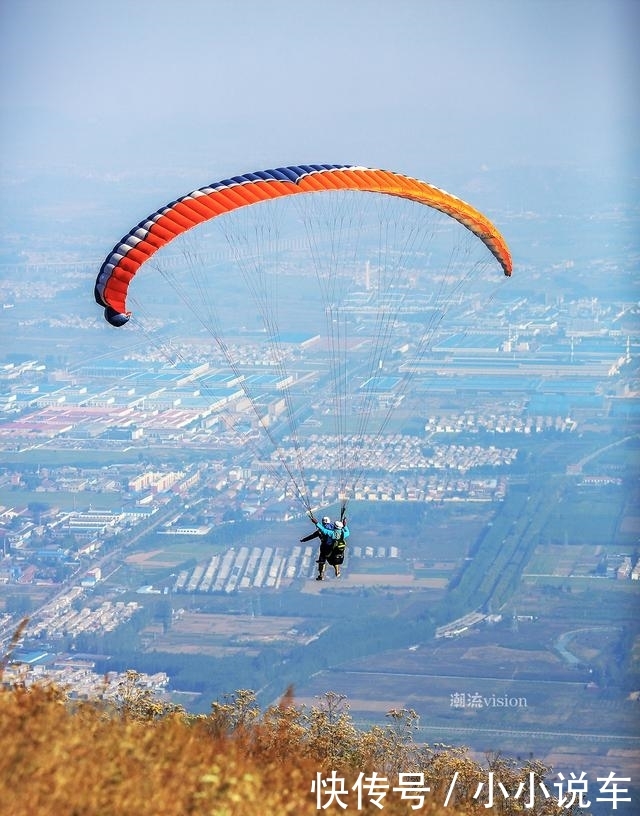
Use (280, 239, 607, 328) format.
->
(95, 164, 512, 326)
(95, 163, 513, 515)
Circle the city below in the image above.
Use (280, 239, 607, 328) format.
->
(0, 192, 638, 794)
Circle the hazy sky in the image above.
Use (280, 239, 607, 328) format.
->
(1, 0, 638, 186)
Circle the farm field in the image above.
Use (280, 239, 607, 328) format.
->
(141, 610, 320, 657)
(293, 622, 640, 781)
(301, 572, 448, 593)
(0, 487, 123, 512)
(125, 543, 226, 571)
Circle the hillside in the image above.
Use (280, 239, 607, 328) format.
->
(0, 666, 587, 816)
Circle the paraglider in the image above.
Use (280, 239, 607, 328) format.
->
(94, 163, 513, 523)
(314, 518, 349, 579)
(302, 506, 349, 580)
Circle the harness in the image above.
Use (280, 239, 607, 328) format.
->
(328, 529, 346, 565)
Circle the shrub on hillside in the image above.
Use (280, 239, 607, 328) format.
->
(0, 670, 587, 815)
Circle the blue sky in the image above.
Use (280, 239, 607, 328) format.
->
(1, 0, 638, 187)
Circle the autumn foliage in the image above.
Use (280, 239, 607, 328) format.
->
(0, 671, 584, 815)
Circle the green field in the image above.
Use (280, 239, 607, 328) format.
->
(0, 488, 124, 512)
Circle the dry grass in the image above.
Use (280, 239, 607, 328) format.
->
(0, 667, 581, 815)
(0, 682, 317, 816)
